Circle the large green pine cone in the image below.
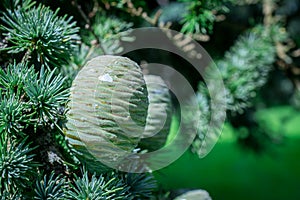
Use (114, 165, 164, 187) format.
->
(65, 55, 148, 173)
(138, 75, 172, 151)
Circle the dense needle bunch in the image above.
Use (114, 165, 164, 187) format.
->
(179, 0, 228, 34)
(64, 169, 157, 200)
(1, 2, 79, 68)
(0, 62, 69, 128)
(34, 171, 66, 200)
(0, 94, 30, 136)
(24, 68, 69, 125)
(0, 135, 38, 194)
(191, 25, 287, 157)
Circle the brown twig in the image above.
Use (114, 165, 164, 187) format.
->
(125, 0, 162, 26)
(263, 0, 294, 66)
(71, 0, 107, 54)
(88, 0, 100, 18)
(21, 49, 31, 63)
(107, 0, 164, 27)
(292, 49, 300, 57)
(263, 0, 274, 27)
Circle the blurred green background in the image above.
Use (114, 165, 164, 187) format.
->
(155, 106, 300, 200)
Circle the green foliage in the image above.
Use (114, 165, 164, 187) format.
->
(1, 1, 79, 68)
(58, 44, 90, 88)
(189, 88, 212, 156)
(214, 24, 288, 113)
(0, 94, 30, 136)
(122, 172, 157, 199)
(54, 133, 80, 169)
(34, 171, 66, 200)
(1, 0, 34, 11)
(0, 134, 38, 194)
(156, 2, 188, 26)
(82, 13, 133, 54)
(0, 62, 68, 133)
(92, 14, 133, 41)
(292, 89, 300, 109)
(179, 0, 228, 35)
(216, 26, 277, 112)
(0, 62, 68, 127)
(24, 67, 69, 125)
(0, 190, 22, 200)
(191, 25, 286, 156)
(0, 62, 36, 96)
(65, 168, 157, 200)
(66, 168, 129, 200)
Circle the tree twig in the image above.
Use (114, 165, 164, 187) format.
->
(71, 0, 107, 54)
